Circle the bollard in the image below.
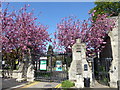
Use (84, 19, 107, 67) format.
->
(117, 80, 120, 90)
(84, 77, 90, 87)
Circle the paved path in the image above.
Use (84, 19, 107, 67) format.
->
(91, 80, 110, 88)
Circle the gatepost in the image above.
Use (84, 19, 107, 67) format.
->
(69, 39, 93, 88)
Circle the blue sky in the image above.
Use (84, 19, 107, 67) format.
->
(3, 2, 95, 50)
(3, 2, 95, 37)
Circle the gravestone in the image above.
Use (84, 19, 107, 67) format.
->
(69, 39, 93, 88)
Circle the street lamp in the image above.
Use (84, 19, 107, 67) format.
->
(49, 49, 53, 82)
(65, 45, 72, 79)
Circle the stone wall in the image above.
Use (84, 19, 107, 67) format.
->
(118, 13, 120, 83)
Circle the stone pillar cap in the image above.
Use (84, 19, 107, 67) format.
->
(76, 38, 81, 43)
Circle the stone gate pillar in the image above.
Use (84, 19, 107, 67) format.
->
(108, 15, 120, 88)
(69, 39, 82, 82)
(69, 39, 93, 88)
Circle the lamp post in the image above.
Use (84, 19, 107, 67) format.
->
(49, 49, 53, 82)
(66, 45, 72, 79)
(91, 57, 95, 86)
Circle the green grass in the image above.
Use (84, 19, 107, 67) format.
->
(61, 80, 75, 88)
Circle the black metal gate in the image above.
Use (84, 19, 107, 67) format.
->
(34, 53, 70, 83)
(94, 58, 112, 86)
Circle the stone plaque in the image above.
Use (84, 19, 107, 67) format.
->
(76, 45, 81, 52)
(76, 60, 82, 74)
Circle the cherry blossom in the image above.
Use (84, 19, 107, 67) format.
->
(2, 4, 51, 55)
(54, 13, 115, 57)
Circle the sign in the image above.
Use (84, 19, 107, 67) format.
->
(15, 59, 19, 64)
(40, 60, 47, 70)
(40, 57, 47, 60)
(56, 60, 62, 71)
(2, 61, 5, 65)
(84, 64, 88, 71)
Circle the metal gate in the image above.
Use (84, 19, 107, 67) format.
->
(34, 53, 70, 82)
(94, 58, 112, 86)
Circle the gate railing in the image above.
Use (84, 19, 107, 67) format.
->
(94, 58, 112, 86)
(34, 70, 67, 82)
(33, 53, 71, 82)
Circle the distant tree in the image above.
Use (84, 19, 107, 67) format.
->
(47, 45, 54, 55)
(47, 45, 54, 67)
(2, 49, 22, 70)
(89, 1, 120, 21)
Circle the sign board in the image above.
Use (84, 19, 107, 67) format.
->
(40, 57, 47, 60)
(84, 64, 88, 71)
(2, 61, 5, 65)
(15, 59, 19, 64)
(56, 60, 62, 71)
(40, 60, 47, 70)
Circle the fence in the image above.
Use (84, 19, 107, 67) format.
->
(94, 58, 112, 86)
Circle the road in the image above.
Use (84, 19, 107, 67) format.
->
(19, 81, 60, 89)
(1, 77, 61, 89)
(2, 78, 27, 90)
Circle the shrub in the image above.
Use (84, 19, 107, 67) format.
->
(61, 80, 75, 88)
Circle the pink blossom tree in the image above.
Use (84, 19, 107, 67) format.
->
(85, 13, 115, 57)
(53, 16, 82, 53)
(54, 13, 115, 57)
(2, 4, 51, 63)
